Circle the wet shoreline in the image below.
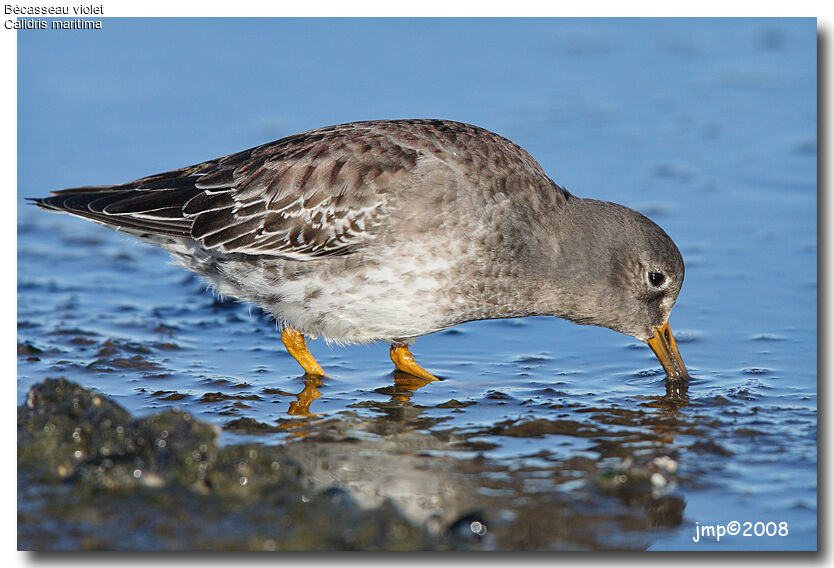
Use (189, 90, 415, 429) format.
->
(18, 377, 696, 551)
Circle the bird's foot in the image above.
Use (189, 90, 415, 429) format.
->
(281, 327, 325, 376)
(389, 344, 439, 381)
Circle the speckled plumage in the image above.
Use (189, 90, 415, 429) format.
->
(34, 119, 687, 369)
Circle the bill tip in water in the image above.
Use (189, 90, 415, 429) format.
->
(646, 321, 690, 380)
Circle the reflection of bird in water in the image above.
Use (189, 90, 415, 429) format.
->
(286, 376, 323, 416)
(662, 379, 689, 406)
(33, 119, 688, 383)
(276, 372, 434, 417)
(388, 373, 438, 403)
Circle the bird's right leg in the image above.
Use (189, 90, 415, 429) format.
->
(389, 344, 439, 381)
(281, 327, 325, 376)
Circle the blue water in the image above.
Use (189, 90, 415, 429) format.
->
(17, 18, 816, 551)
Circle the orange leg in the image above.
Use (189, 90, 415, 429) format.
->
(389, 344, 439, 381)
(281, 327, 325, 376)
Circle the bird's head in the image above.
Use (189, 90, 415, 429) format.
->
(548, 197, 689, 380)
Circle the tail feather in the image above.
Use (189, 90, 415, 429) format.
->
(30, 185, 200, 237)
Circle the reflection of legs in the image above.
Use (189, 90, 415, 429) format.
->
(390, 372, 438, 402)
(281, 327, 325, 376)
(288, 376, 323, 416)
(389, 344, 439, 381)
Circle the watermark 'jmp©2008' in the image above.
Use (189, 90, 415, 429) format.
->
(692, 521, 789, 543)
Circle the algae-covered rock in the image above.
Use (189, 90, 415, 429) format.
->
(18, 379, 451, 551)
(18, 377, 134, 481)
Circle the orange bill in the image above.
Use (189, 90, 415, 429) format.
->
(646, 321, 689, 380)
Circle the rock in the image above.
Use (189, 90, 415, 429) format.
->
(18, 379, 451, 551)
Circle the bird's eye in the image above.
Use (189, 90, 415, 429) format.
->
(648, 272, 665, 287)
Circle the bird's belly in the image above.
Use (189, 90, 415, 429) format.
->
(274, 263, 461, 343)
(189, 246, 463, 344)
(276, 276, 450, 343)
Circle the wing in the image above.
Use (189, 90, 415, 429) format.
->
(34, 121, 422, 260)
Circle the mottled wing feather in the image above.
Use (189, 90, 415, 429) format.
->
(34, 119, 552, 260)
(184, 129, 419, 259)
(34, 123, 422, 259)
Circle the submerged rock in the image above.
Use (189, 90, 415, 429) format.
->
(18, 378, 452, 551)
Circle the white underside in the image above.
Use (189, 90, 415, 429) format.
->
(164, 239, 459, 345)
